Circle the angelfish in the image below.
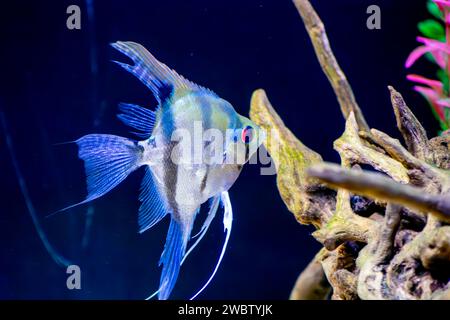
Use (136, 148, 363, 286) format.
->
(65, 41, 265, 299)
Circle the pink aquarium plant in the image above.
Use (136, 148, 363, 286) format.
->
(406, 0, 450, 132)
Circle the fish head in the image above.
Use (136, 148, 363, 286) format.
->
(223, 115, 265, 165)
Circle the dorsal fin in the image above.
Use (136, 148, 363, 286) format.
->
(111, 41, 217, 104)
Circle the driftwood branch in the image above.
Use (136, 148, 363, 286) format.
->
(290, 249, 331, 300)
(250, 89, 334, 227)
(292, 0, 369, 132)
(389, 86, 430, 161)
(334, 113, 409, 183)
(249, 0, 450, 300)
(307, 163, 450, 223)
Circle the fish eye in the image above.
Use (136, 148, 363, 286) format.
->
(241, 125, 254, 144)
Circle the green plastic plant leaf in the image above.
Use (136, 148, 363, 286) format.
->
(418, 19, 445, 40)
(437, 69, 449, 94)
(427, 0, 444, 20)
(425, 52, 437, 64)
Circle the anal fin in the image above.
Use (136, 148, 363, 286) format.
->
(158, 218, 189, 300)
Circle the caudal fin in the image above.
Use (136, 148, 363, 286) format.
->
(58, 134, 143, 212)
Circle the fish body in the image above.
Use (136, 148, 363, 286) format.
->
(147, 91, 253, 212)
(70, 41, 264, 299)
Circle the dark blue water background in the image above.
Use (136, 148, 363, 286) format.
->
(0, 0, 436, 299)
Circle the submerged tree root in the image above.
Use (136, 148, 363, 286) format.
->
(249, 0, 450, 300)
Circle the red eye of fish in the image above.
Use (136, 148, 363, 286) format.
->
(241, 126, 254, 144)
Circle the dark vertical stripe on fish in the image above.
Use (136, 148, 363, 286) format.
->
(245, 143, 250, 162)
(200, 170, 208, 193)
(159, 82, 174, 105)
(161, 103, 179, 216)
(199, 94, 211, 196)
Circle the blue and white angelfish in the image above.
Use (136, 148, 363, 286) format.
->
(65, 41, 265, 299)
